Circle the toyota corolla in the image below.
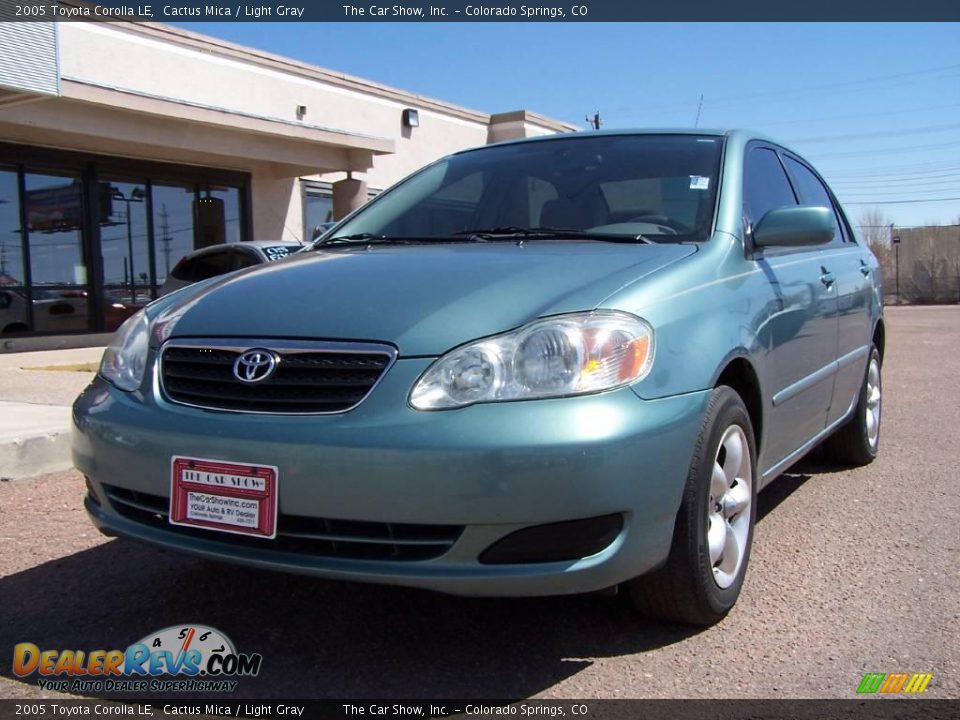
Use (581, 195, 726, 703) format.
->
(73, 130, 884, 625)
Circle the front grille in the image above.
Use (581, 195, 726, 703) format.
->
(159, 339, 396, 414)
(102, 484, 462, 562)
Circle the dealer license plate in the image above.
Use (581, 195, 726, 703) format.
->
(169, 456, 278, 539)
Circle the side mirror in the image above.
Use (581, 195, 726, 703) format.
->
(0, 292, 10, 310)
(753, 205, 835, 248)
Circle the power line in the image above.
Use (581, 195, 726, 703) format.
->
(611, 62, 960, 116)
(756, 101, 960, 128)
(844, 197, 960, 205)
(830, 173, 960, 190)
(809, 140, 960, 159)
(786, 122, 960, 145)
(838, 187, 960, 198)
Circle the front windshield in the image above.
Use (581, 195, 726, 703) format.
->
(332, 134, 723, 242)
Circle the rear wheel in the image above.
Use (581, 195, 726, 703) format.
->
(626, 386, 757, 626)
(824, 346, 881, 466)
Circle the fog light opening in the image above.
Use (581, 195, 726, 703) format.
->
(479, 513, 623, 565)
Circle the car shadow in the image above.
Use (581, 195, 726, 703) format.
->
(1, 453, 834, 700)
(0, 539, 700, 700)
(755, 448, 842, 524)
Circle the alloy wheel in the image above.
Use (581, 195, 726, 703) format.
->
(708, 425, 752, 589)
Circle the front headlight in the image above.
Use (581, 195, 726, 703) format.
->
(410, 311, 654, 410)
(100, 309, 150, 392)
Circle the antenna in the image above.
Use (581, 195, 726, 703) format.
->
(694, 94, 704, 128)
(585, 111, 602, 130)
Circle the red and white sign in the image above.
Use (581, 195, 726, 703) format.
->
(169, 456, 278, 539)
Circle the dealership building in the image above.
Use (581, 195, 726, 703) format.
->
(0, 14, 576, 347)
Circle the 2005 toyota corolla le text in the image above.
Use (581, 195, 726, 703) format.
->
(73, 130, 884, 625)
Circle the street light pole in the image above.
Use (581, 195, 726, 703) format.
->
(125, 203, 134, 302)
(112, 187, 145, 304)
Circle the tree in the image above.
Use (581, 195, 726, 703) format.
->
(857, 208, 894, 280)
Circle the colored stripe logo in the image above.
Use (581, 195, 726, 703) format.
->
(857, 672, 933, 694)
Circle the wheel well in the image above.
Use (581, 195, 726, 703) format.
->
(873, 319, 885, 362)
(716, 358, 763, 454)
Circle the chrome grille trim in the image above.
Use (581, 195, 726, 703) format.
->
(157, 338, 398, 415)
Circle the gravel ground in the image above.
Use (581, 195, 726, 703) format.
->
(0, 306, 957, 700)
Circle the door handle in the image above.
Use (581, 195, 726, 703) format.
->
(860, 260, 871, 277)
(819, 266, 835, 288)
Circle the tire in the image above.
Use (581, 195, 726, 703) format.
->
(626, 386, 758, 626)
(824, 346, 881, 466)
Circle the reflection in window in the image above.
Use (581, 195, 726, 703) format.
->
(152, 183, 196, 286)
(100, 181, 150, 305)
(24, 172, 90, 333)
(304, 191, 333, 240)
(197, 185, 241, 247)
(0, 168, 28, 334)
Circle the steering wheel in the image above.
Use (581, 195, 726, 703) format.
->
(625, 214, 690, 235)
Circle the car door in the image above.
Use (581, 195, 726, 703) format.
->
(744, 145, 840, 473)
(783, 155, 874, 427)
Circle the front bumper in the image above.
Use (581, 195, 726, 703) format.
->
(73, 358, 709, 596)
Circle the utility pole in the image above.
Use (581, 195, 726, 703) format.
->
(160, 205, 173, 277)
(694, 94, 704, 128)
(891, 223, 900, 304)
(585, 111, 602, 130)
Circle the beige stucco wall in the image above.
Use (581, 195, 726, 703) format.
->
(57, 22, 494, 186)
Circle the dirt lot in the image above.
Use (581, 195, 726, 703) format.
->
(1, 306, 957, 699)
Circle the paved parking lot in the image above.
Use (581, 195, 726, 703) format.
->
(1, 306, 957, 700)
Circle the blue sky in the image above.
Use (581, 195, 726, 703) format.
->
(179, 22, 960, 228)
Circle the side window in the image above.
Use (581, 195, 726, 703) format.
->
(783, 157, 844, 247)
(743, 147, 797, 228)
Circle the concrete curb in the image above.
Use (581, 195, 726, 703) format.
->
(0, 402, 73, 480)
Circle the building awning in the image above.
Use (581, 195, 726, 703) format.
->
(0, 78, 394, 177)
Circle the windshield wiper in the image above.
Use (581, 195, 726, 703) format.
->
(316, 227, 655, 247)
(453, 226, 654, 244)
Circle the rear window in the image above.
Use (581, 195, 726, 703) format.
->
(261, 246, 295, 261)
(171, 250, 234, 282)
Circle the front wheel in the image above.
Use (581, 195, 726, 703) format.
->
(626, 386, 757, 626)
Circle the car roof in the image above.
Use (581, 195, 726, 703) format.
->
(188, 240, 302, 255)
(462, 128, 785, 152)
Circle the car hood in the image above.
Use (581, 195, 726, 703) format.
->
(164, 242, 696, 356)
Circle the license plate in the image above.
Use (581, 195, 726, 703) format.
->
(169, 456, 278, 539)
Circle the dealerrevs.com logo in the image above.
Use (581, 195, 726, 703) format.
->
(13, 625, 262, 693)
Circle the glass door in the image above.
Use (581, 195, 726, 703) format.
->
(23, 172, 92, 334)
(0, 167, 28, 335)
(99, 178, 151, 328)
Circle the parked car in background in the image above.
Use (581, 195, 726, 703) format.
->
(1, 287, 140, 335)
(159, 240, 303, 296)
(76, 130, 883, 626)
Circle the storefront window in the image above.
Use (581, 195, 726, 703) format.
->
(0, 144, 249, 337)
(304, 185, 333, 241)
(100, 180, 150, 306)
(0, 168, 28, 334)
(23, 172, 91, 334)
(201, 185, 242, 245)
(152, 182, 200, 287)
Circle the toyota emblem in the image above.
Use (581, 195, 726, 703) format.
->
(233, 349, 279, 383)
